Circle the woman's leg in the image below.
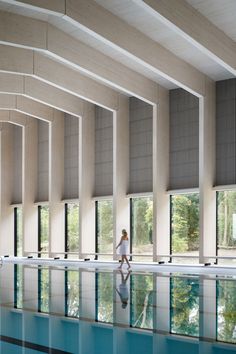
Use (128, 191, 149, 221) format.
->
(118, 255, 124, 269)
(124, 255, 131, 269)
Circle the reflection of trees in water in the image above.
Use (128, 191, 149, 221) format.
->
(39, 268, 50, 313)
(131, 274, 153, 329)
(67, 271, 79, 318)
(217, 280, 236, 344)
(171, 194, 199, 253)
(171, 277, 199, 337)
(97, 272, 113, 323)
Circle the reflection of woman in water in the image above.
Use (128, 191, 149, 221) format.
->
(116, 229, 131, 270)
(116, 270, 131, 309)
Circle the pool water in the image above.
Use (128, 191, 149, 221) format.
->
(0, 263, 236, 353)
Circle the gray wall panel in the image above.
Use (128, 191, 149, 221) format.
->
(216, 78, 236, 185)
(12, 125, 22, 204)
(64, 114, 79, 199)
(169, 89, 199, 189)
(95, 106, 113, 196)
(129, 97, 153, 193)
(37, 120, 49, 202)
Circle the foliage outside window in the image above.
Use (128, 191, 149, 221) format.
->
(38, 268, 50, 313)
(130, 274, 153, 330)
(96, 200, 113, 259)
(217, 279, 236, 343)
(96, 272, 113, 323)
(39, 206, 49, 257)
(66, 270, 79, 318)
(131, 197, 153, 261)
(14, 264, 23, 309)
(217, 191, 236, 265)
(170, 277, 199, 337)
(171, 194, 199, 264)
(15, 207, 23, 257)
(66, 203, 79, 258)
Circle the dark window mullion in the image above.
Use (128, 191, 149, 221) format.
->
(95, 201, 98, 260)
(65, 203, 68, 259)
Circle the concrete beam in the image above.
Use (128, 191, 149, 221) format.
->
(0, 72, 84, 118)
(0, 10, 159, 103)
(0, 44, 118, 110)
(135, 0, 236, 76)
(0, 93, 54, 122)
(65, 0, 206, 96)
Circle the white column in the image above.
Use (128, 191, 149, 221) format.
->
(49, 110, 64, 257)
(113, 95, 130, 260)
(153, 87, 170, 262)
(79, 103, 95, 259)
(0, 123, 14, 255)
(199, 78, 216, 263)
(23, 118, 38, 255)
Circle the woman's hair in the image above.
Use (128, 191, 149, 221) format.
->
(122, 229, 127, 236)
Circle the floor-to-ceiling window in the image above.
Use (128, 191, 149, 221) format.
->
(170, 193, 199, 264)
(65, 270, 80, 318)
(217, 191, 236, 265)
(130, 197, 153, 261)
(38, 206, 49, 258)
(14, 207, 23, 257)
(95, 200, 113, 260)
(65, 203, 79, 259)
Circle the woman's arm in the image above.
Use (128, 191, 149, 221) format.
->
(116, 237, 123, 249)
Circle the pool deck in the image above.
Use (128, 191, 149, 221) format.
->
(1, 256, 236, 276)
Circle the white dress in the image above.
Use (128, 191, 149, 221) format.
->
(119, 239, 129, 256)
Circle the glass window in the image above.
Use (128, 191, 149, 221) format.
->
(96, 200, 113, 260)
(130, 197, 153, 261)
(65, 270, 80, 318)
(14, 207, 23, 257)
(38, 206, 49, 258)
(130, 273, 153, 330)
(170, 277, 199, 337)
(65, 203, 79, 259)
(38, 268, 50, 313)
(171, 194, 199, 264)
(217, 279, 236, 344)
(14, 264, 23, 309)
(96, 272, 113, 323)
(217, 191, 236, 265)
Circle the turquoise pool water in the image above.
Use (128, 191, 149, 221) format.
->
(0, 263, 236, 353)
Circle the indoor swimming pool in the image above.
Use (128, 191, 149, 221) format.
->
(0, 262, 236, 353)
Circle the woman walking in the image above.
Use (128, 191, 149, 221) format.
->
(116, 229, 131, 270)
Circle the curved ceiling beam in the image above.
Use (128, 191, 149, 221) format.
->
(0, 9, 158, 104)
